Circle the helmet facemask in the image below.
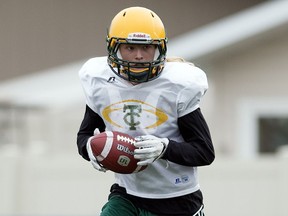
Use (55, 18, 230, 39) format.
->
(107, 36, 167, 83)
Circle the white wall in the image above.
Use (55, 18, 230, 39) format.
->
(200, 156, 288, 216)
(0, 151, 114, 215)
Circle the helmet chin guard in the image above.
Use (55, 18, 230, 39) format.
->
(108, 56, 164, 83)
(106, 7, 168, 83)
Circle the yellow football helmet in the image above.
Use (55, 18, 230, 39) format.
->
(107, 7, 168, 83)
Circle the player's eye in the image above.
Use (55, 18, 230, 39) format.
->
(126, 46, 135, 51)
(142, 45, 150, 49)
(142, 45, 156, 51)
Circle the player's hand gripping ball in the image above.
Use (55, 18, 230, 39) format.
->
(90, 131, 147, 174)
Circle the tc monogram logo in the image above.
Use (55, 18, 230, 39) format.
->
(102, 99, 168, 131)
(123, 104, 142, 130)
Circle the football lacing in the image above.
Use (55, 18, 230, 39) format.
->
(117, 134, 136, 145)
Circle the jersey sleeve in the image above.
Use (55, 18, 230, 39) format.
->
(78, 58, 97, 112)
(78, 57, 108, 113)
(177, 66, 208, 117)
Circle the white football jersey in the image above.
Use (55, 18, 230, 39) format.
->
(79, 56, 208, 198)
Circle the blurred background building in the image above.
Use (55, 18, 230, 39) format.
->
(0, 0, 288, 215)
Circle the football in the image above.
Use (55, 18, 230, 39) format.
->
(90, 131, 147, 174)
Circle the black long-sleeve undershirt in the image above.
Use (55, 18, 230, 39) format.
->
(163, 108, 215, 166)
(77, 105, 106, 161)
(77, 105, 214, 167)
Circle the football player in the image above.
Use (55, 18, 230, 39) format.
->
(77, 6, 215, 216)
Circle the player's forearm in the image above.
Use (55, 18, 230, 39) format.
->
(162, 108, 215, 166)
(76, 105, 106, 161)
(162, 139, 214, 166)
(77, 133, 90, 161)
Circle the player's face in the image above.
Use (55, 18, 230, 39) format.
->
(119, 44, 156, 72)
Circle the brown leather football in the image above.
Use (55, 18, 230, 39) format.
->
(90, 131, 147, 174)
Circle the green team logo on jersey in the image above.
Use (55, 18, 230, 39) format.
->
(102, 99, 168, 130)
(123, 104, 141, 130)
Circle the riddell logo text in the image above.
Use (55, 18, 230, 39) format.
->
(133, 33, 148, 38)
